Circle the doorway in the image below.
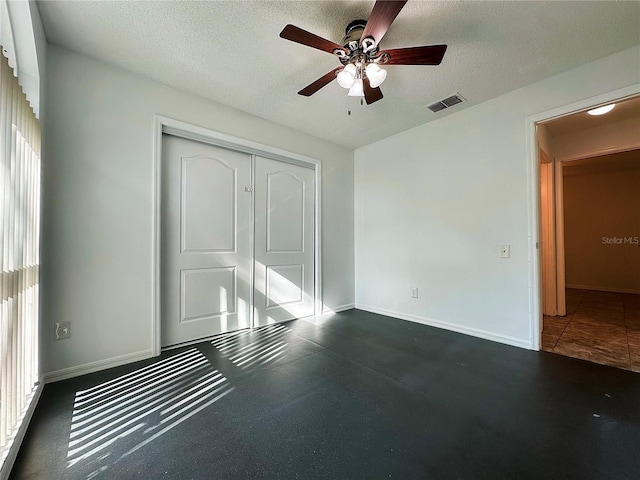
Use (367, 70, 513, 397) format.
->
(159, 131, 318, 348)
(536, 95, 640, 371)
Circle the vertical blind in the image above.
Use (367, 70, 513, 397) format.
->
(0, 47, 40, 464)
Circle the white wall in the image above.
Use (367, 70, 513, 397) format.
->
(355, 46, 640, 349)
(42, 45, 354, 378)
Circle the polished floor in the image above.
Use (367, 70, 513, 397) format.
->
(542, 289, 640, 372)
(12, 309, 640, 479)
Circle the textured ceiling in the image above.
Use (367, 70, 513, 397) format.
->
(37, 1, 640, 149)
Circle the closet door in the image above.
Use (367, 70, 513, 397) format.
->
(253, 156, 315, 326)
(161, 135, 252, 347)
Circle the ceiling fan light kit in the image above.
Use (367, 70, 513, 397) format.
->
(336, 63, 357, 88)
(365, 63, 387, 88)
(347, 79, 364, 97)
(279, 0, 447, 105)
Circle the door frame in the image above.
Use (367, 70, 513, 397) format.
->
(539, 151, 567, 318)
(151, 115, 323, 356)
(539, 152, 557, 316)
(526, 84, 640, 351)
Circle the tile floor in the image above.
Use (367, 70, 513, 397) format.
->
(542, 288, 640, 372)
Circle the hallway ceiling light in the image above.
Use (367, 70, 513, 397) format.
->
(587, 104, 615, 116)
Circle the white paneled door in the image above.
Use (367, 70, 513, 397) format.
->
(162, 135, 252, 347)
(254, 156, 315, 326)
(162, 136, 316, 347)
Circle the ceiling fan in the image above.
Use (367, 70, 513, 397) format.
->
(279, 0, 447, 105)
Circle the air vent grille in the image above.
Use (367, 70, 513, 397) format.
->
(427, 93, 465, 113)
(428, 102, 448, 113)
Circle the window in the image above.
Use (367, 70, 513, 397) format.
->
(0, 47, 41, 471)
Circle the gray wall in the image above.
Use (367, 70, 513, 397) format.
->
(354, 46, 640, 349)
(42, 45, 354, 378)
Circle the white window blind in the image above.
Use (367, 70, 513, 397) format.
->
(0, 46, 40, 467)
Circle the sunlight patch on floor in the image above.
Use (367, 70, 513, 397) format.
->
(211, 323, 291, 369)
(67, 348, 234, 476)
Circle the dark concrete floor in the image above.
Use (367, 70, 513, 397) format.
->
(11, 309, 640, 479)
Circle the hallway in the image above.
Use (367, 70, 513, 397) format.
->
(542, 288, 640, 372)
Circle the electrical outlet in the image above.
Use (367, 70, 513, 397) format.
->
(499, 244, 510, 258)
(411, 287, 419, 298)
(55, 321, 70, 340)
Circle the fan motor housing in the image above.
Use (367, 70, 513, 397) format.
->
(337, 19, 381, 64)
(342, 20, 367, 50)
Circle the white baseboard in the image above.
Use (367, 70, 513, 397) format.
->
(0, 382, 43, 480)
(566, 284, 640, 295)
(355, 304, 533, 350)
(323, 303, 355, 314)
(43, 349, 155, 384)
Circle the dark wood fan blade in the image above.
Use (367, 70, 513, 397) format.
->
(363, 77, 383, 105)
(361, 0, 408, 46)
(377, 45, 448, 65)
(298, 67, 343, 96)
(280, 24, 347, 55)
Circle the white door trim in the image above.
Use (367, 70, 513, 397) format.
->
(525, 84, 640, 351)
(152, 115, 323, 356)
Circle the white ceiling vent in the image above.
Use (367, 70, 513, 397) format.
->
(426, 93, 465, 113)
